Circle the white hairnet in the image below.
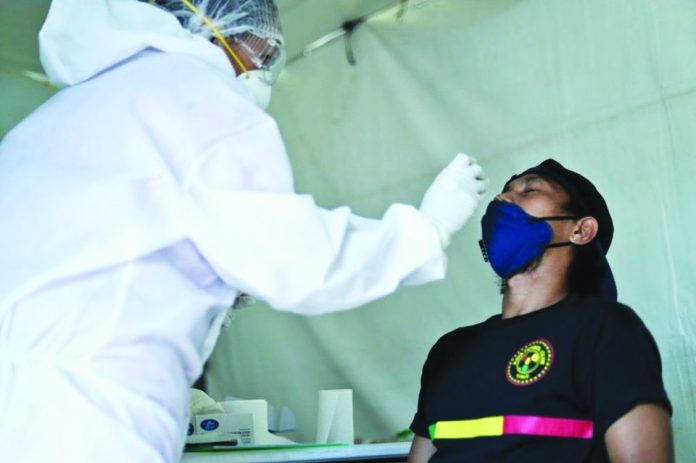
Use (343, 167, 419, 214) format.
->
(146, 0, 284, 47)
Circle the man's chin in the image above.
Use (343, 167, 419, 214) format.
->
(497, 259, 544, 294)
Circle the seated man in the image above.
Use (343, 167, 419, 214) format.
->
(408, 159, 673, 462)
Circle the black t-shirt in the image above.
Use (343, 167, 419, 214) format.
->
(410, 294, 671, 462)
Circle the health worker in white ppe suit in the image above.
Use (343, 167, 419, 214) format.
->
(0, 0, 487, 461)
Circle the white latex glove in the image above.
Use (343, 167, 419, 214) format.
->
(419, 154, 487, 248)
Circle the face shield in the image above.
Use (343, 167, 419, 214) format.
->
(231, 32, 286, 85)
(147, 0, 286, 84)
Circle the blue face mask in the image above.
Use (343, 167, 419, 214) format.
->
(479, 200, 577, 279)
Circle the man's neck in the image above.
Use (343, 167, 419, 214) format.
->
(501, 262, 570, 319)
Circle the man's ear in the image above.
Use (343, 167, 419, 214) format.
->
(569, 216, 598, 246)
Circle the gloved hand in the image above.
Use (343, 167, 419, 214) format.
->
(419, 154, 487, 248)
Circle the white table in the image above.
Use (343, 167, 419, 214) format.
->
(181, 442, 410, 463)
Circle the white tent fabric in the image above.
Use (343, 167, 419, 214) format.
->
(0, 0, 694, 460)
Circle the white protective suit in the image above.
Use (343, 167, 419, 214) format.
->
(0, 1, 455, 462)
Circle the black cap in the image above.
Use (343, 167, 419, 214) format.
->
(505, 159, 617, 300)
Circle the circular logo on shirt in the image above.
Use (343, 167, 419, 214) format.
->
(506, 339, 554, 386)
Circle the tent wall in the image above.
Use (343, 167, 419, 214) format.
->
(0, 0, 54, 137)
(206, 0, 696, 459)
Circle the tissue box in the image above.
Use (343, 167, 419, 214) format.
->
(186, 412, 255, 446)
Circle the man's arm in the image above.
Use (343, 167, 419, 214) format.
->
(605, 403, 674, 463)
(408, 435, 436, 463)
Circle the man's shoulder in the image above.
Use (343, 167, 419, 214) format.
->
(566, 294, 651, 334)
(558, 293, 631, 316)
(431, 316, 497, 350)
